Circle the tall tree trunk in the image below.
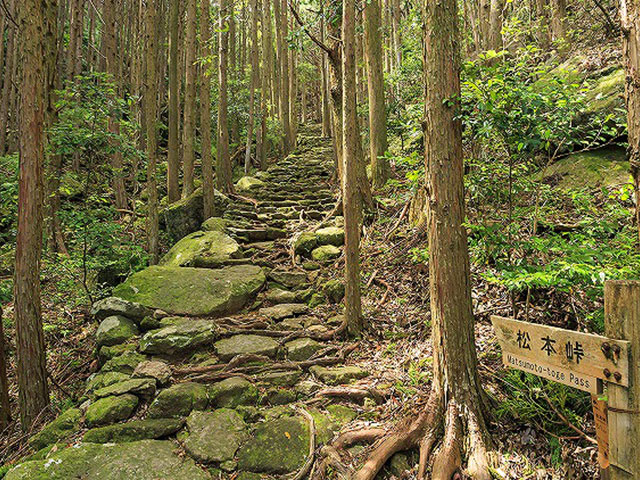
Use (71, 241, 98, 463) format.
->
(550, 0, 567, 42)
(167, 0, 180, 202)
(276, 0, 294, 152)
(182, 0, 197, 197)
(622, 0, 640, 242)
(320, 12, 331, 137)
(0, 306, 10, 429)
(104, 0, 128, 211)
(479, 0, 491, 50)
(244, 0, 260, 173)
(364, 0, 389, 188)
(536, 0, 552, 48)
(15, 0, 54, 431)
(342, 0, 363, 336)
(0, 0, 15, 156)
(144, 0, 159, 264)
(217, 0, 234, 193)
(488, 0, 506, 50)
(201, 0, 216, 218)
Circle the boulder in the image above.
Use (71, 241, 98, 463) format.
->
(113, 265, 266, 317)
(311, 245, 341, 262)
(140, 319, 219, 355)
(5, 440, 210, 480)
(147, 382, 208, 419)
(258, 371, 302, 387)
(259, 303, 309, 321)
(96, 315, 139, 347)
(310, 366, 368, 385)
(161, 187, 230, 243)
(133, 360, 172, 386)
(201, 217, 228, 233)
(86, 372, 131, 394)
(90, 297, 152, 322)
(28, 408, 82, 451)
(85, 394, 139, 427)
(94, 378, 156, 399)
(322, 279, 345, 304)
(98, 343, 137, 365)
(237, 416, 309, 474)
(285, 338, 324, 361)
(265, 288, 298, 304)
(159, 231, 243, 268)
(83, 418, 184, 444)
(293, 232, 318, 256)
(236, 176, 266, 193)
(184, 409, 249, 463)
(101, 352, 146, 375)
(316, 227, 345, 246)
(215, 335, 279, 361)
(209, 377, 258, 408)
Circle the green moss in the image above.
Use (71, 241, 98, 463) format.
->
(113, 265, 266, 317)
(83, 418, 184, 443)
(159, 231, 242, 268)
(85, 394, 139, 427)
(585, 68, 625, 115)
(28, 408, 82, 451)
(293, 232, 318, 256)
(139, 319, 219, 355)
(101, 351, 146, 375)
(208, 377, 258, 408)
(147, 382, 209, 419)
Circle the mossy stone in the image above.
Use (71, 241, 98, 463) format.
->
(315, 227, 345, 246)
(28, 408, 82, 451)
(285, 338, 324, 361)
(311, 245, 341, 262)
(113, 265, 266, 317)
(202, 216, 228, 233)
(159, 231, 242, 268)
(5, 440, 210, 480)
(236, 416, 309, 474)
(184, 409, 249, 463)
(309, 366, 369, 385)
(94, 378, 156, 399)
(139, 319, 219, 355)
(90, 296, 152, 322)
(96, 315, 139, 347)
(209, 377, 258, 408)
(86, 371, 131, 394)
(259, 303, 309, 320)
(147, 382, 208, 418)
(293, 232, 318, 256)
(98, 343, 137, 365)
(83, 418, 184, 443)
(85, 394, 139, 427)
(268, 270, 308, 289)
(101, 351, 147, 375)
(236, 176, 266, 193)
(215, 335, 279, 361)
(322, 279, 345, 304)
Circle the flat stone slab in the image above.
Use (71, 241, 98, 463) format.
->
(286, 338, 324, 361)
(94, 378, 156, 399)
(259, 303, 309, 321)
(237, 416, 309, 474)
(310, 366, 369, 385)
(139, 319, 219, 355)
(5, 440, 209, 480)
(90, 297, 152, 321)
(184, 409, 249, 463)
(215, 335, 279, 361)
(268, 270, 308, 289)
(113, 265, 266, 317)
(147, 382, 208, 419)
(83, 418, 185, 443)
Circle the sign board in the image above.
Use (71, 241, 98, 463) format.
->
(491, 316, 630, 393)
(592, 395, 610, 469)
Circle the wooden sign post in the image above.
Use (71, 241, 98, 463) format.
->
(492, 279, 640, 478)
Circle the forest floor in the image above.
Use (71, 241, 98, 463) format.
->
(0, 125, 601, 479)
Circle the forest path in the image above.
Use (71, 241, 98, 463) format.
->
(5, 124, 379, 479)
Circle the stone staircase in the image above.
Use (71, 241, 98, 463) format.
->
(4, 125, 374, 480)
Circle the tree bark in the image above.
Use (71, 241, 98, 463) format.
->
(550, 0, 567, 42)
(201, 0, 216, 219)
(488, 0, 506, 50)
(622, 0, 640, 243)
(144, 0, 159, 264)
(342, 0, 364, 336)
(182, 0, 197, 197)
(217, 0, 234, 193)
(167, 0, 181, 203)
(276, 0, 294, 152)
(0, 306, 10, 429)
(244, 0, 260, 173)
(364, 0, 389, 189)
(0, 0, 16, 156)
(15, 0, 54, 431)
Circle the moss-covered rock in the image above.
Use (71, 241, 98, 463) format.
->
(140, 319, 219, 355)
(257, 371, 302, 387)
(90, 297, 153, 322)
(268, 270, 308, 290)
(215, 335, 279, 361)
(83, 418, 184, 443)
(315, 227, 345, 246)
(132, 360, 172, 386)
(96, 315, 139, 347)
(28, 408, 82, 451)
(310, 365, 369, 385)
(113, 265, 266, 317)
(311, 245, 341, 262)
(147, 382, 208, 419)
(258, 303, 309, 320)
(265, 288, 297, 304)
(237, 416, 309, 474)
(184, 409, 249, 463)
(101, 351, 147, 375)
(85, 394, 139, 427)
(236, 176, 266, 193)
(201, 217, 228, 233)
(322, 279, 345, 304)
(208, 377, 258, 408)
(86, 372, 131, 394)
(98, 343, 138, 365)
(5, 440, 210, 480)
(59, 172, 83, 199)
(93, 378, 156, 399)
(293, 232, 318, 256)
(285, 338, 324, 361)
(161, 187, 230, 243)
(159, 231, 243, 268)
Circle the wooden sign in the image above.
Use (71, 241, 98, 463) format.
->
(491, 316, 630, 393)
(591, 395, 610, 469)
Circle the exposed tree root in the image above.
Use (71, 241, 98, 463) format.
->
(333, 428, 387, 449)
(350, 389, 491, 480)
(314, 387, 386, 405)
